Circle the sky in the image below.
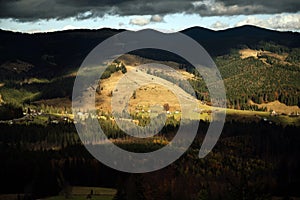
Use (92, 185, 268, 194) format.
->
(0, 0, 299, 33)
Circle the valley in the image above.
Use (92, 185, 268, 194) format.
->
(0, 26, 300, 200)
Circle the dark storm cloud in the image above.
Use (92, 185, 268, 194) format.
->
(216, 0, 300, 13)
(0, 0, 299, 21)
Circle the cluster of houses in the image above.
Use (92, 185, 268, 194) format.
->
(0, 107, 73, 125)
(0, 107, 41, 124)
(288, 111, 300, 117)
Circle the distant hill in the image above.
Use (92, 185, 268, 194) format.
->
(182, 25, 300, 55)
(0, 28, 124, 78)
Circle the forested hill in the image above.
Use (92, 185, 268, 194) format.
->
(183, 25, 300, 55)
(0, 25, 299, 109)
(0, 28, 124, 78)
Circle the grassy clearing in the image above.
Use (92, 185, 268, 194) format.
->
(239, 48, 289, 62)
(268, 115, 300, 126)
(0, 87, 40, 105)
(163, 107, 299, 126)
(31, 115, 49, 125)
(225, 108, 300, 126)
(23, 77, 50, 84)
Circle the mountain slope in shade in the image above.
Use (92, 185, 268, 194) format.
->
(182, 25, 300, 56)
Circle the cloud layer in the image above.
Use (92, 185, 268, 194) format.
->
(236, 13, 300, 31)
(0, 0, 299, 21)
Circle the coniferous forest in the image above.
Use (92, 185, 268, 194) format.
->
(1, 119, 300, 199)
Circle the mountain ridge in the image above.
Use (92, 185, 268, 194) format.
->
(1, 24, 299, 35)
(1, 24, 299, 78)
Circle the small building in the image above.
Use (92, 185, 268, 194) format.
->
(270, 110, 278, 116)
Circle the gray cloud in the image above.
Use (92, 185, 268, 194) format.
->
(0, 0, 299, 21)
(216, 0, 300, 14)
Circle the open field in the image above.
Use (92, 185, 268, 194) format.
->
(44, 186, 116, 200)
(0, 87, 40, 105)
(93, 64, 199, 113)
(239, 48, 289, 61)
